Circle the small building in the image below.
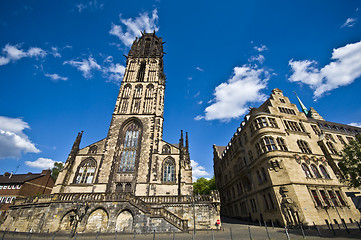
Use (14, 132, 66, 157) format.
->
(0, 170, 54, 222)
(213, 88, 361, 227)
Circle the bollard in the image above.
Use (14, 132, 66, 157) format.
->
(192, 230, 195, 240)
(271, 220, 274, 229)
(248, 226, 252, 240)
(300, 225, 305, 239)
(341, 219, 350, 234)
(330, 223, 336, 236)
(284, 226, 290, 240)
(134, 230, 137, 239)
(1, 228, 7, 240)
(28, 229, 32, 240)
(259, 220, 262, 227)
(207, 225, 209, 233)
(212, 229, 214, 240)
(173, 230, 175, 240)
(264, 221, 270, 240)
(230, 228, 233, 240)
(96, 230, 100, 240)
(355, 220, 361, 232)
(74, 232, 77, 240)
(313, 222, 322, 237)
(152, 230, 155, 240)
(52, 231, 56, 240)
(115, 230, 117, 240)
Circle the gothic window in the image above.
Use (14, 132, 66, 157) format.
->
(311, 190, 322, 206)
(319, 165, 330, 179)
(325, 133, 335, 142)
(268, 118, 278, 128)
(163, 158, 175, 182)
(311, 125, 320, 135)
(301, 163, 313, 178)
(144, 84, 154, 113)
(337, 135, 346, 145)
(74, 158, 96, 184)
(335, 190, 346, 206)
(122, 84, 132, 98)
(276, 137, 288, 151)
(260, 136, 277, 152)
(137, 61, 146, 82)
(255, 117, 268, 129)
(328, 190, 339, 207)
(120, 84, 132, 113)
(88, 145, 97, 154)
(319, 190, 330, 207)
(162, 145, 171, 154)
(297, 140, 312, 154)
(119, 122, 141, 172)
(326, 142, 338, 155)
(346, 136, 354, 143)
(124, 183, 132, 193)
(310, 164, 322, 178)
(284, 120, 305, 132)
(131, 85, 143, 113)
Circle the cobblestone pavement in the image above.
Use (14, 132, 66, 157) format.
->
(2, 217, 361, 240)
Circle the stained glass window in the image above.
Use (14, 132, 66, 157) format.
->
(75, 159, 96, 184)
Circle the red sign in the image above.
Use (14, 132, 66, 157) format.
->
(216, 219, 221, 225)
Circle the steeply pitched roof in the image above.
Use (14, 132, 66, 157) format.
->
(0, 173, 45, 184)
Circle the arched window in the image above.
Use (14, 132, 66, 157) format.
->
(310, 164, 322, 178)
(260, 136, 277, 152)
(162, 145, 171, 154)
(297, 140, 312, 154)
(326, 142, 338, 155)
(163, 158, 175, 182)
(75, 158, 96, 184)
(319, 165, 331, 179)
(301, 163, 313, 178)
(88, 145, 97, 154)
(119, 122, 141, 172)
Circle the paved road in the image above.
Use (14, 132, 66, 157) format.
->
(1, 217, 361, 239)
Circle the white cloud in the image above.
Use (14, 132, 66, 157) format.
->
(75, 0, 104, 13)
(27, 47, 47, 58)
(196, 67, 204, 72)
(198, 65, 269, 121)
(187, 77, 192, 80)
(0, 44, 48, 66)
(63, 56, 101, 79)
(51, 47, 61, 58)
(105, 63, 126, 84)
(197, 100, 203, 105)
(341, 18, 357, 28)
(248, 54, 265, 64)
(25, 158, 59, 169)
(349, 123, 361, 128)
(110, 9, 159, 47)
(194, 91, 200, 98)
(64, 55, 125, 84)
(191, 160, 210, 182)
(253, 44, 268, 52)
(0, 116, 40, 159)
(289, 40, 361, 99)
(44, 73, 68, 82)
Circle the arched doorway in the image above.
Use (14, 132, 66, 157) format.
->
(115, 210, 133, 232)
(86, 209, 108, 232)
(59, 211, 76, 231)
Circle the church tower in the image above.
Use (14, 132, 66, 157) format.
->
(53, 32, 193, 197)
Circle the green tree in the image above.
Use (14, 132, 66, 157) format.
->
(193, 176, 216, 195)
(51, 162, 64, 181)
(339, 134, 361, 188)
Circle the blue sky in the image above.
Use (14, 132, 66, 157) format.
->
(0, 0, 361, 180)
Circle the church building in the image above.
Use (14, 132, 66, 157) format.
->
(0, 32, 220, 234)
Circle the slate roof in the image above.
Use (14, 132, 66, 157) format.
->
(0, 173, 45, 184)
